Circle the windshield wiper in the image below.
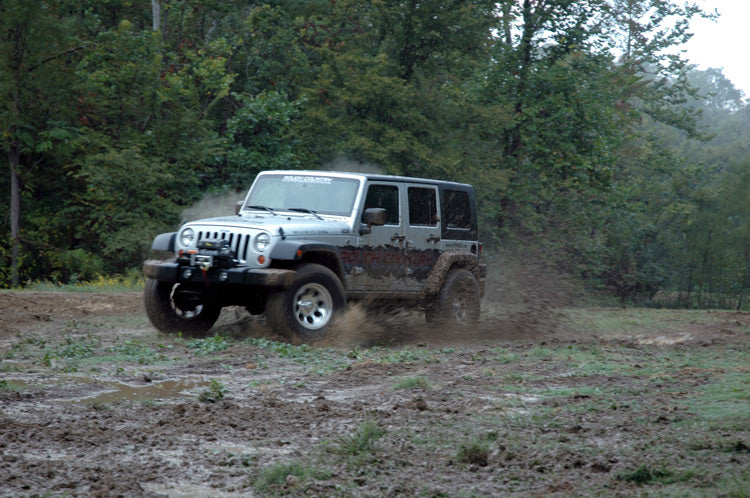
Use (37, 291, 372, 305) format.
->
(287, 208, 324, 220)
(246, 205, 277, 215)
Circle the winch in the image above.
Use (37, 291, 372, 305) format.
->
(191, 239, 236, 270)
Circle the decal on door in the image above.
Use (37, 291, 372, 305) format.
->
(340, 246, 440, 281)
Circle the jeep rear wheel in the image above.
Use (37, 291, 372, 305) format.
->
(266, 264, 345, 342)
(144, 279, 221, 336)
(425, 268, 480, 327)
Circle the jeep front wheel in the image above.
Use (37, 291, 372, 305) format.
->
(144, 279, 221, 336)
(266, 264, 345, 342)
(425, 268, 480, 326)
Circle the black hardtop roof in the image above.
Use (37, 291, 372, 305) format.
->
(359, 172, 473, 190)
(259, 170, 474, 190)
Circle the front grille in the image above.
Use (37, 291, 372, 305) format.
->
(197, 230, 252, 262)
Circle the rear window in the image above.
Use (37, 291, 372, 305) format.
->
(408, 187, 438, 226)
(443, 189, 471, 229)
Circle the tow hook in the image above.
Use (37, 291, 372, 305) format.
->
(193, 254, 212, 271)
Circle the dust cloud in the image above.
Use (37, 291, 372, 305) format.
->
(180, 189, 248, 224)
(325, 156, 385, 175)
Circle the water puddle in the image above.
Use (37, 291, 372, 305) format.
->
(145, 482, 246, 498)
(637, 333, 693, 345)
(69, 379, 210, 404)
(0, 378, 33, 390)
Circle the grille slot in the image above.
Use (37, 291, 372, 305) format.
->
(196, 230, 252, 261)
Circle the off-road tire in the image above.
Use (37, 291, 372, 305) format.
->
(266, 263, 346, 342)
(144, 278, 221, 336)
(425, 268, 480, 327)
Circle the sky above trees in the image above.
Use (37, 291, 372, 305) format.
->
(684, 0, 750, 96)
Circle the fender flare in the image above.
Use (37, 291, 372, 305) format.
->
(270, 240, 345, 282)
(422, 250, 480, 295)
(151, 232, 176, 252)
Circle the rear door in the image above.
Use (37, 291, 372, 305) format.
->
(402, 183, 442, 291)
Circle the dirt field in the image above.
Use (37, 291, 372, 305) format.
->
(1, 291, 748, 497)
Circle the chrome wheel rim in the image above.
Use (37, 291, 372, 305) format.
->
(293, 283, 333, 330)
(452, 292, 469, 323)
(170, 284, 203, 319)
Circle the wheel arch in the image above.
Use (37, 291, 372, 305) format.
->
(269, 240, 346, 286)
(422, 250, 481, 296)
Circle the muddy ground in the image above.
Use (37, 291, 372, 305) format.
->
(1, 291, 748, 497)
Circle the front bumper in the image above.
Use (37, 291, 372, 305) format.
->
(143, 260, 295, 289)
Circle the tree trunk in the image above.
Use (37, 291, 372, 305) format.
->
(151, 0, 160, 32)
(9, 143, 21, 288)
(506, 0, 539, 157)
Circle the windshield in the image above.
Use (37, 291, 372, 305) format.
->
(245, 174, 361, 217)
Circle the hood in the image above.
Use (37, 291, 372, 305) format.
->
(184, 214, 353, 236)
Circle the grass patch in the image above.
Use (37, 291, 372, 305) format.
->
(0, 379, 25, 392)
(103, 339, 171, 365)
(349, 346, 449, 364)
(198, 379, 227, 403)
(3, 331, 183, 373)
(565, 308, 728, 336)
(455, 434, 495, 467)
(185, 334, 230, 356)
(26, 271, 144, 292)
(3, 334, 48, 360)
(616, 464, 676, 485)
(244, 340, 455, 376)
(680, 370, 750, 430)
(37, 333, 100, 372)
(334, 421, 386, 457)
(699, 372, 750, 410)
(252, 460, 331, 494)
(253, 461, 306, 493)
(246, 338, 348, 374)
(54, 334, 100, 359)
(392, 376, 430, 390)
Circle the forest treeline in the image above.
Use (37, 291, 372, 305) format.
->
(1, 0, 749, 308)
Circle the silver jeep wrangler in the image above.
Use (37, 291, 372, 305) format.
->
(144, 170, 486, 340)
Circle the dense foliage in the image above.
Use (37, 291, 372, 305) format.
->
(1, 0, 747, 308)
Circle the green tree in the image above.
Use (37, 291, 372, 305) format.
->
(0, 0, 86, 286)
(65, 19, 234, 272)
(225, 90, 303, 186)
(294, 0, 501, 177)
(606, 0, 715, 136)
(721, 160, 750, 309)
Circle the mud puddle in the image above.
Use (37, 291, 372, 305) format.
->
(66, 378, 211, 404)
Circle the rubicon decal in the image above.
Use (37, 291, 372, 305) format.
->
(340, 246, 440, 281)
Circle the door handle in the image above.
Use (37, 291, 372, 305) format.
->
(391, 233, 405, 243)
(427, 234, 440, 243)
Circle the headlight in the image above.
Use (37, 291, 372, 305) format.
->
(180, 228, 195, 247)
(254, 232, 271, 252)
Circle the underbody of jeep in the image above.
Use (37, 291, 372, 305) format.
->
(144, 170, 486, 340)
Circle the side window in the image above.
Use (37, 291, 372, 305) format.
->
(443, 190, 471, 229)
(363, 184, 399, 225)
(408, 187, 437, 226)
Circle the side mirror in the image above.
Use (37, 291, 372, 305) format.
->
(360, 207, 386, 235)
(235, 200, 244, 215)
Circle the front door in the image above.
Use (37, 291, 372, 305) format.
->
(343, 182, 406, 292)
